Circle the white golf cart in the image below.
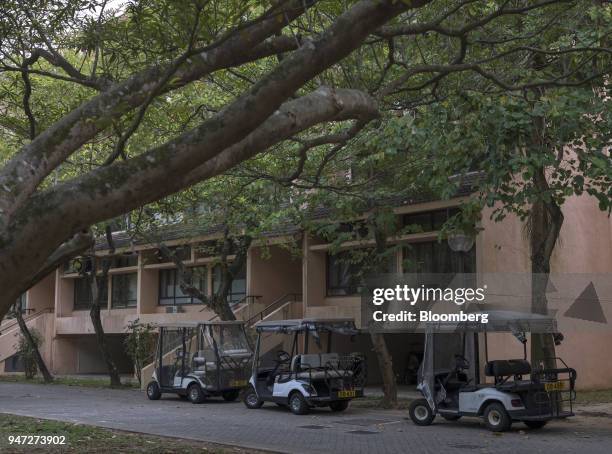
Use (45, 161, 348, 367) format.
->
(409, 310, 576, 432)
(146, 321, 252, 404)
(243, 318, 366, 415)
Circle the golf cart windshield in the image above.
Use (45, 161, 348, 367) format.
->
(208, 323, 250, 355)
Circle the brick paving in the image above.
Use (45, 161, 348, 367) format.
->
(1, 383, 611, 453)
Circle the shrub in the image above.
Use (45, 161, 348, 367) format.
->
(15, 328, 43, 379)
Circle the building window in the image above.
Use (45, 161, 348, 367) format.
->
(403, 208, 460, 232)
(403, 241, 475, 274)
(114, 254, 138, 268)
(158, 267, 207, 305)
(111, 273, 138, 308)
(74, 277, 107, 310)
(4, 354, 24, 373)
(212, 265, 246, 304)
(155, 245, 191, 263)
(327, 252, 362, 296)
(326, 250, 398, 297)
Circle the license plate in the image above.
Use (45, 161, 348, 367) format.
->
(545, 381, 566, 392)
(337, 390, 356, 398)
(230, 380, 247, 387)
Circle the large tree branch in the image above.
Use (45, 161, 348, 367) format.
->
(10, 87, 377, 304)
(18, 231, 94, 295)
(178, 88, 379, 190)
(0, 0, 312, 219)
(0, 0, 419, 318)
(20, 0, 408, 230)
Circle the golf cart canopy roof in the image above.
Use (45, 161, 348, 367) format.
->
(254, 318, 358, 334)
(425, 310, 557, 333)
(156, 320, 246, 329)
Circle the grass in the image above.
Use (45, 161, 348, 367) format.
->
(575, 389, 612, 405)
(0, 374, 139, 389)
(0, 414, 265, 453)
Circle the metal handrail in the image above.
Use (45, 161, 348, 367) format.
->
(0, 308, 54, 336)
(245, 292, 302, 327)
(199, 294, 262, 313)
(204, 294, 263, 319)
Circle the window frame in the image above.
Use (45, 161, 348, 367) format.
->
(325, 252, 363, 297)
(211, 264, 246, 304)
(73, 276, 108, 311)
(111, 272, 138, 308)
(158, 267, 208, 306)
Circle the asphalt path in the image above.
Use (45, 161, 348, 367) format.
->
(1, 382, 611, 453)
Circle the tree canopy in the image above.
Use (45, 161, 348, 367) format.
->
(0, 0, 610, 317)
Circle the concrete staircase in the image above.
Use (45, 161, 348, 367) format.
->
(0, 309, 54, 365)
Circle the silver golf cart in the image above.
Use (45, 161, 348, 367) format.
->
(146, 321, 252, 403)
(243, 318, 366, 414)
(409, 310, 576, 431)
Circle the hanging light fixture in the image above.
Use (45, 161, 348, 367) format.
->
(447, 231, 475, 253)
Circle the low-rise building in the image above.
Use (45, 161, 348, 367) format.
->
(1, 190, 611, 389)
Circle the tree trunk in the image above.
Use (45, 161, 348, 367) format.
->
(529, 167, 564, 370)
(87, 227, 122, 387)
(209, 233, 252, 321)
(89, 282, 122, 388)
(370, 331, 397, 408)
(14, 309, 53, 382)
(368, 212, 398, 407)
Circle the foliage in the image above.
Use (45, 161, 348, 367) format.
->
(404, 88, 612, 222)
(124, 319, 157, 385)
(15, 327, 43, 379)
(0, 0, 611, 319)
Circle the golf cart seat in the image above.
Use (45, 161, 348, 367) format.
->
(291, 353, 355, 380)
(485, 359, 531, 377)
(193, 350, 218, 371)
(485, 359, 538, 390)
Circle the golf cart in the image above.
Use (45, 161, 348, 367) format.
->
(409, 310, 576, 432)
(146, 321, 252, 403)
(243, 318, 366, 415)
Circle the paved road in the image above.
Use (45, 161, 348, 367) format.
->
(1, 383, 611, 453)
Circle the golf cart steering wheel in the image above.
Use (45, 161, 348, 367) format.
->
(275, 350, 291, 365)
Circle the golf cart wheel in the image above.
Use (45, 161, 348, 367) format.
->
(187, 383, 205, 404)
(483, 402, 512, 432)
(146, 381, 161, 400)
(523, 420, 548, 430)
(329, 400, 350, 412)
(288, 391, 310, 415)
(409, 399, 435, 426)
(243, 386, 263, 409)
(222, 390, 240, 402)
(441, 414, 461, 421)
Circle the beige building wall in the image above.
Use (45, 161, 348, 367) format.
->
(5, 193, 611, 388)
(248, 245, 302, 303)
(480, 194, 612, 389)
